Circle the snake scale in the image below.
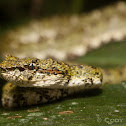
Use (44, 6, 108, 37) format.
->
(0, 55, 103, 108)
(0, 2, 126, 108)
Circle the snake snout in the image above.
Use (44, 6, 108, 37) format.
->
(90, 67, 103, 86)
(93, 78, 102, 85)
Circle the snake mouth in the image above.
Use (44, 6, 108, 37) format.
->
(0, 66, 69, 88)
(0, 67, 25, 72)
(0, 67, 6, 72)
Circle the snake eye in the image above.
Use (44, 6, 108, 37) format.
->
(28, 63, 36, 70)
(95, 72, 99, 75)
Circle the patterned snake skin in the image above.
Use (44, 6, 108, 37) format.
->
(0, 2, 126, 108)
(1, 55, 126, 108)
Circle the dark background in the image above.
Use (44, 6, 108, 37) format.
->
(0, 0, 125, 27)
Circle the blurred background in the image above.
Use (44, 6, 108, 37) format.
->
(0, 0, 126, 66)
(0, 0, 125, 27)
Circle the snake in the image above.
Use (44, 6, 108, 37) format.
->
(1, 55, 126, 108)
(0, 1, 126, 108)
(0, 55, 103, 108)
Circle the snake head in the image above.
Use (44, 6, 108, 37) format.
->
(0, 55, 38, 83)
(0, 55, 102, 89)
(0, 55, 70, 88)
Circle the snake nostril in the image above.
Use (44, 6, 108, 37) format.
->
(95, 72, 99, 75)
(90, 78, 93, 85)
